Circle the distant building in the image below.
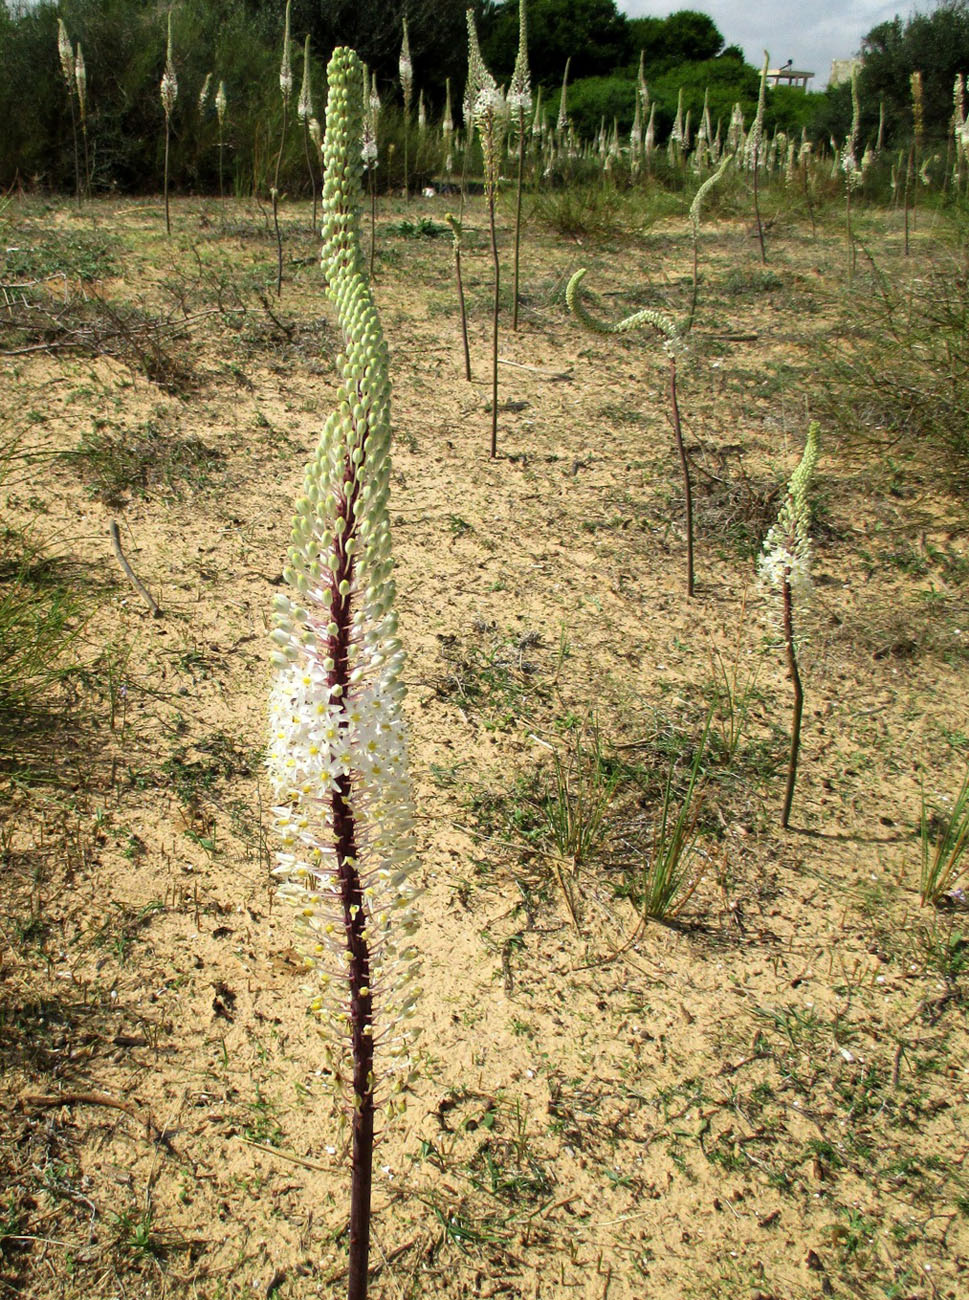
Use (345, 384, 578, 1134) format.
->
(829, 58, 863, 87)
(767, 60, 814, 89)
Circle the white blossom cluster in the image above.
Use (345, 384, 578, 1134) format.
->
(268, 46, 420, 1119)
(160, 14, 178, 119)
(506, 0, 532, 120)
(758, 423, 820, 605)
(279, 0, 293, 100)
(399, 16, 413, 105)
(57, 19, 75, 90)
(297, 37, 314, 123)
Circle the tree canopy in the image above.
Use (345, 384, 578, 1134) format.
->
(858, 0, 969, 143)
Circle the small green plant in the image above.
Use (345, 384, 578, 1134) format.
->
(920, 765, 969, 905)
(539, 719, 620, 928)
(391, 216, 448, 239)
(0, 530, 89, 723)
(638, 713, 713, 921)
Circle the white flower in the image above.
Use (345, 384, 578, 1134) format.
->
(269, 48, 420, 1119)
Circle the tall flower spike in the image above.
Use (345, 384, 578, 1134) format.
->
(464, 5, 491, 123)
(744, 52, 768, 169)
(161, 12, 178, 118)
(911, 70, 924, 147)
(442, 78, 453, 138)
(557, 56, 571, 135)
(399, 16, 413, 105)
(361, 66, 378, 168)
(199, 72, 212, 115)
(298, 36, 314, 122)
(215, 80, 227, 128)
(840, 62, 862, 189)
(507, 0, 532, 120)
(75, 45, 87, 120)
(759, 423, 820, 829)
(267, 47, 420, 1287)
(279, 0, 293, 100)
(759, 423, 820, 605)
(57, 19, 75, 89)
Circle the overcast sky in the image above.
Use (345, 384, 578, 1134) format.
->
(617, 1, 925, 87)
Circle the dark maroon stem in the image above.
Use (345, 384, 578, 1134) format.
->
(454, 243, 472, 382)
(781, 572, 803, 830)
(512, 115, 525, 332)
(326, 457, 374, 1300)
(488, 187, 500, 458)
(668, 356, 695, 598)
(303, 119, 318, 235)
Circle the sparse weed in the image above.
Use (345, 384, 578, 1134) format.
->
(0, 526, 89, 726)
(68, 422, 222, 505)
(920, 765, 969, 906)
(637, 712, 713, 922)
(391, 216, 449, 239)
(537, 718, 621, 927)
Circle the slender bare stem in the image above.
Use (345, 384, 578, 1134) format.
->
(488, 192, 500, 458)
(272, 93, 289, 296)
(668, 357, 694, 598)
(781, 574, 803, 829)
(752, 143, 766, 265)
(163, 117, 172, 235)
(369, 170, 376, 280)
(454, 243, 472, 381)
(512, 115, 525, 331)
(303, 119, 318, 234)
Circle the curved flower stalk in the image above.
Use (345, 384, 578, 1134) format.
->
(272, 0, 293, 295)
(399, 16, 413, 199)
(268, 46, 420, 1300)
(445, 212, 472, 381)
(566, 269, 696, 598)
(298, 37, 320, 234)
(160, 12, 178, 235)
(467, 8, 507, 458)
(758, 422, 820, 830)
(687, 150, 733, 330)
(507, 0, 531, 332)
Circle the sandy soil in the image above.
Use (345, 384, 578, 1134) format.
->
(1, 192, 968, 1299)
